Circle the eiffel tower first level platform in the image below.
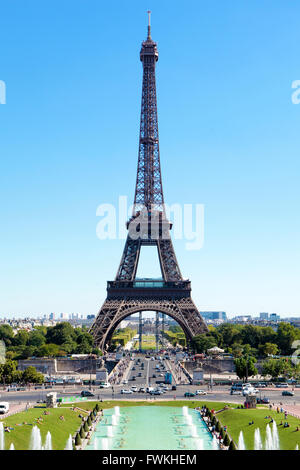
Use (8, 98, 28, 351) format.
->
(89, 14, 208, 351)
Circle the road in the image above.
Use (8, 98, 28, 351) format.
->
(1, 353, 300, 408)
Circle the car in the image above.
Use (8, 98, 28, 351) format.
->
(122, 379, 128, 384)
(121, 389, 133, 394)
(100, 382, 110, 388)
(195, 390, 207, 395)
(242, 388, 258, 396)
(132, 367, 136, 371)
(80, 390, 95, 397)
(138, 387, 146, 393)
(0, 402, 9, 414)
(152, 374, 157, 378)
(131, 376, 136, 381)
(131, 386, 138, 392)
(256, 397, 270, 404)
(282, 391, 294, 396)
(150, 390, 163, 395)
(230, 390, 242, 395)
(172, 385, 177, 391)
(81, 390, 95, 397)
(184, 392, 195, 397)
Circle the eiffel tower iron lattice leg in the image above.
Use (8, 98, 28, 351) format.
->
(90, 14, 208, 351)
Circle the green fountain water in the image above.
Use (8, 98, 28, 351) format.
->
(85, 406, 214, 450)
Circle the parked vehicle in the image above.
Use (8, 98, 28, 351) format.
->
(121, 389, 133, 394)
(196, 390, 207, 395)
(0, 402, 9, 414)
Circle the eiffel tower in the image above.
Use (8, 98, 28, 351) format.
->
(90, 13, 208, 351)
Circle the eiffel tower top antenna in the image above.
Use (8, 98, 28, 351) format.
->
(147, 10, 151, 40)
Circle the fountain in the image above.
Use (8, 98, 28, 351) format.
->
(111, 415, 118, 426)
(212, 435, 219, 450)
(30, 425, 43, 450)
(265, 424, 273, 450)
(196, 438, 203, 450)
(44, 431, 53, 450)
(190, 424, 198, 438)
(114, 406, 120, 416)
(64, 435, 73, 450)
(107, 426, 113, 437)
(272, 421, 280, 450)
(0, 422, 4, 450)
(102, 438, 109, 450)
(186, 415, 193, 426)
(182, 406, 189, 417)
(238, 431, 246, 450)
(254, 428, 263, 450)
(9, 443, 15, 450)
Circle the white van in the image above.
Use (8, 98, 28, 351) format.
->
(0, 402, 9, 414)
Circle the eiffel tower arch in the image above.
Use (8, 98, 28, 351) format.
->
(90, 13, 208, 351)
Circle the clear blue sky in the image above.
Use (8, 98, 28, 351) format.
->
(0, 0, 299, 318)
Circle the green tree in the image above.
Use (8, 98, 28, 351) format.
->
(262, 343, 279, 357)
(46, 323, 76, 346)
(261, 358, 286, 379)
(13, 330, 29, 346)
(0, 359, 18, 384)
(28, 331, 46, 348)
(22, 366, 45, 384)
(234, 355, 258, 382)
(0, 324, 14, 347)
(191, 334, 217, 354)
(276, 323, 300, 356)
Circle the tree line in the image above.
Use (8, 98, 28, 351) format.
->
(0, 322, 100, 360)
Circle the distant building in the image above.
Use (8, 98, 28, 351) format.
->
(200, 311, 227, 321)
(49, 312, 55, 320)
(270, 313, 280, 322)
(259, 312, 269, 321)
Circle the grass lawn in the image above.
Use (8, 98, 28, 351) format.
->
(217, 407, 300, 450)
(61, 399, 231, 412)
(5, 400, 299, 450)
(0, 406, 83, 450)
(133, 334, 157, 350)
